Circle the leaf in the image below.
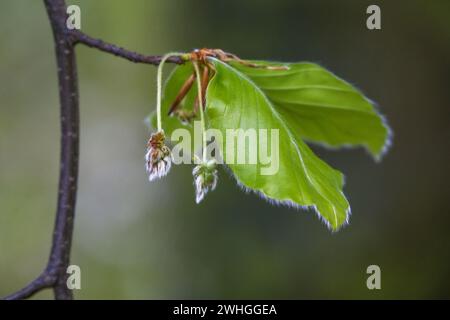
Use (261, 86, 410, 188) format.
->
(231, 60, 391, 159)
(206, 59, 350, 230)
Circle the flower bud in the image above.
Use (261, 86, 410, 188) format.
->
(145, 131, 172, 181)
(193, 159, 218, 203)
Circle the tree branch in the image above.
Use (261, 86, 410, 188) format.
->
(5, 0, 77, 300)
(42, 0, 80, 300)
(71, 30, 185, 65)
(5, 0, 183, 300)
(4, 273, 56, 300)
(5, 0, 184, 300)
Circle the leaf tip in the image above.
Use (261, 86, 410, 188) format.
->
(370, 113, 394, 162)
(312, 204, 351, 233)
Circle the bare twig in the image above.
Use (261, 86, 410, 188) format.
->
(4, 273, 56, 300)
(5, 0, 180, 300)
(71, 30, 185, 65)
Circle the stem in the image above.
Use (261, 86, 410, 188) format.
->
(5, 0, 78, 300)
(44, 0, 79, 300)
(5, 0, 186, 300)
(72, 31, 185, 66)
(192, 61, 207, 162)
(4, 274, 55, 300)
(44, 0, 80, 300)
(156, 52, 185, 132)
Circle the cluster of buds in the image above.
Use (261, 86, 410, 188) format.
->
(145, 132, 220, 203)
(145, 131, 172, 181)
(192, 159, 218, 203)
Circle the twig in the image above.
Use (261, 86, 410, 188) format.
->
(4, 273, 56, 300)
(71, 30, 185, 65)
(5, 0, 77, 299)
(5, 0, 181, 300)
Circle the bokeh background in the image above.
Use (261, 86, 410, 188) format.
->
(1, 0, 449, 299)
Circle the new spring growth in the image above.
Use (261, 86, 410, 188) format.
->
(146, 49, 287, 200)
(145, 52, 183, 182)
(193, 159, 218, 203)
(145, 130, 172, 181)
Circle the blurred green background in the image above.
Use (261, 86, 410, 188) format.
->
(1, 0, 449, 299)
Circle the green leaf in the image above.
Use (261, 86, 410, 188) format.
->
(231, 60, 391, 159)
(206, 59, 350, 230)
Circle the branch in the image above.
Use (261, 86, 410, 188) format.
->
(72, 30, 185, 65)
(5, 0, 78, 300)
(4, 274, 55, 300)
(5, 0, 181, 300)
(43, 0, 80, 300)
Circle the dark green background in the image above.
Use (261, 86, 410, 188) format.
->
(1, 0, 449, 299)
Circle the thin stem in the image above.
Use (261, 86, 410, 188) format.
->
(44, 0, 79, 300)
(5, 0, 80, 300)
(5, 0, 190, 300)
(156, 52, 185, 132)
(72, 30, 185, 66)
(192, 61, 207, 162)
(4, 274, 55, 300)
